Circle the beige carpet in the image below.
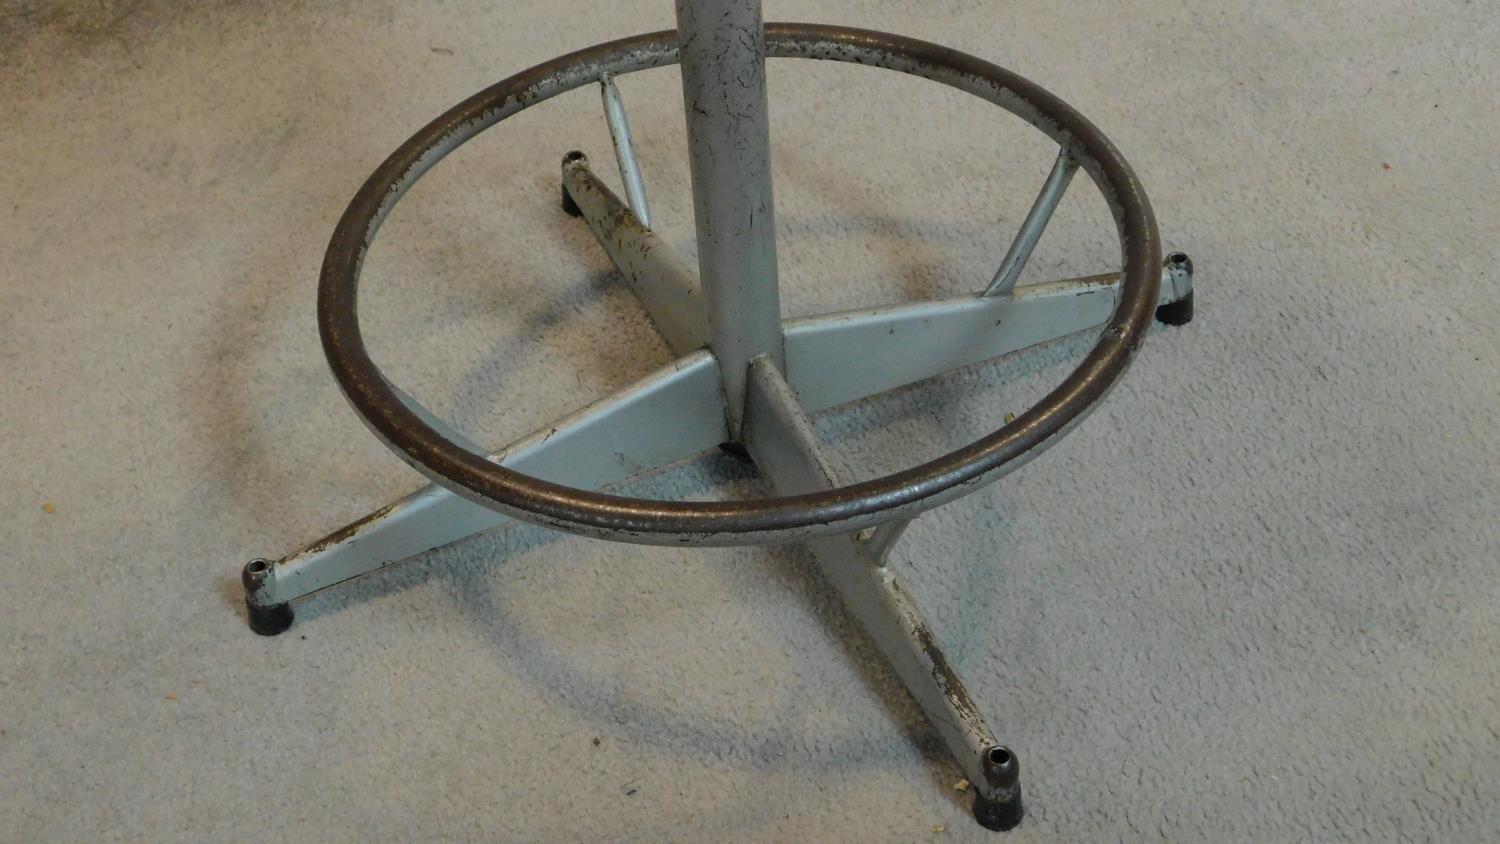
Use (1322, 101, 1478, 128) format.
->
(3, 1, 1498, 839)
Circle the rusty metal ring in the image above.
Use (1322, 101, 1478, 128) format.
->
(319, 24, 1161, 546)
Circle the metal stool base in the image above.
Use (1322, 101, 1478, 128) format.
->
(239, 17, 1194, 831)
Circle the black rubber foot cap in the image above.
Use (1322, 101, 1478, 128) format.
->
(973, 791, 1024, 832)
(561, 185, 582, 217)
(1155, 290, 1194, 326)
(718, 441, 752, 462)
(247, 600, 295, 636)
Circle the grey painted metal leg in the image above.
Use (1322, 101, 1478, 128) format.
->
(983, 148, 1079, 298)
(245, 351, 727, 612)
(562, 153, 706, 354)
(785, 261, 1189, 413)
(676, 0, 783, 430)
(741, 355, 1022, 827)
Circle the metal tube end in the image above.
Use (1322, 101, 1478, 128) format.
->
(1165, 250, 1193, 280)
(973, 745, 1024, 831)
(241, 557, 272, 594)
(561, 151, 589, 217)
(242, 558, 295, 636)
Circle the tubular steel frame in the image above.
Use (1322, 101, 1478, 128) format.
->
(240, 11, 1194, 832)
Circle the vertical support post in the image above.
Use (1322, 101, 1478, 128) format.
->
(676, 0, 784, 432)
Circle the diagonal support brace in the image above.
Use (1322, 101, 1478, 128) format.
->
(599, 73, 652, 228)
(983, 148, 1078, 297)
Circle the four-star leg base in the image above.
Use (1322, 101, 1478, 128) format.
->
(242, 151, 1195, 831)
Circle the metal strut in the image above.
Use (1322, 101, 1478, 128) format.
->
(599, 74, 651, 228)
(984, 147, 1078, 297)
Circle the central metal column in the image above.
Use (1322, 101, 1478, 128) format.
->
(676, 0, 783, 432)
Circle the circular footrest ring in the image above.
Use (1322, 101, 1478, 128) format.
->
(318, 23, 1161, 546)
